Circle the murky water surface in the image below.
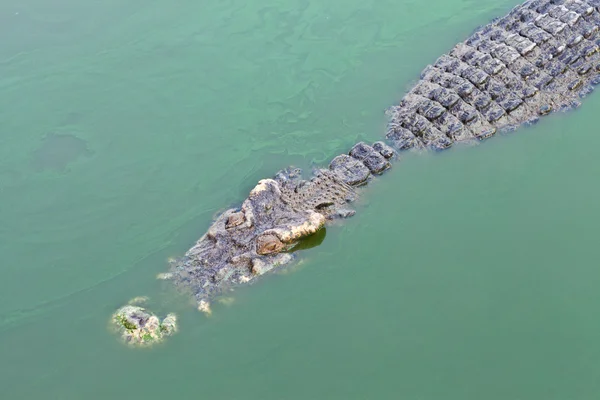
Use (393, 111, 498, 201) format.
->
(2, 1, 600, 398)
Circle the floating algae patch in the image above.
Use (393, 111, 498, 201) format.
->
(32, 133, 91, 172)
(110, 300, 177, 347)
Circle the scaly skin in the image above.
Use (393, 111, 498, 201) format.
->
(162, 0, 600, 313)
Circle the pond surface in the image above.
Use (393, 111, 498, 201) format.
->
(2, 0, 600, 398)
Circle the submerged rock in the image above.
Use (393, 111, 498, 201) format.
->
(111, 304, 177, 347)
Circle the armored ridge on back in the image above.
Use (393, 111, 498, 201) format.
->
(160, 0, 600, 314)
(388, 0, 600, 149)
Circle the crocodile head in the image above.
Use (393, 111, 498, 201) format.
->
(165, 141, 395, 312)
(168, 169, 356, 311)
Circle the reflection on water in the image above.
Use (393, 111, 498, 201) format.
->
(290, 227, 327, 252)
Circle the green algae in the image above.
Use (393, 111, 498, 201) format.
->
(111, 304, 178, 347)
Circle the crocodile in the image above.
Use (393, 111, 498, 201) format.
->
(163, 0, 600, 314)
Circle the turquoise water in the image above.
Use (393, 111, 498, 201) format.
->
(2, 0, 600, 398)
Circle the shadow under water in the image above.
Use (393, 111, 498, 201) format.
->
(32, 133, 92, 172)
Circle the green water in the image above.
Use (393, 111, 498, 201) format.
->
(2, 0, 600, 398)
